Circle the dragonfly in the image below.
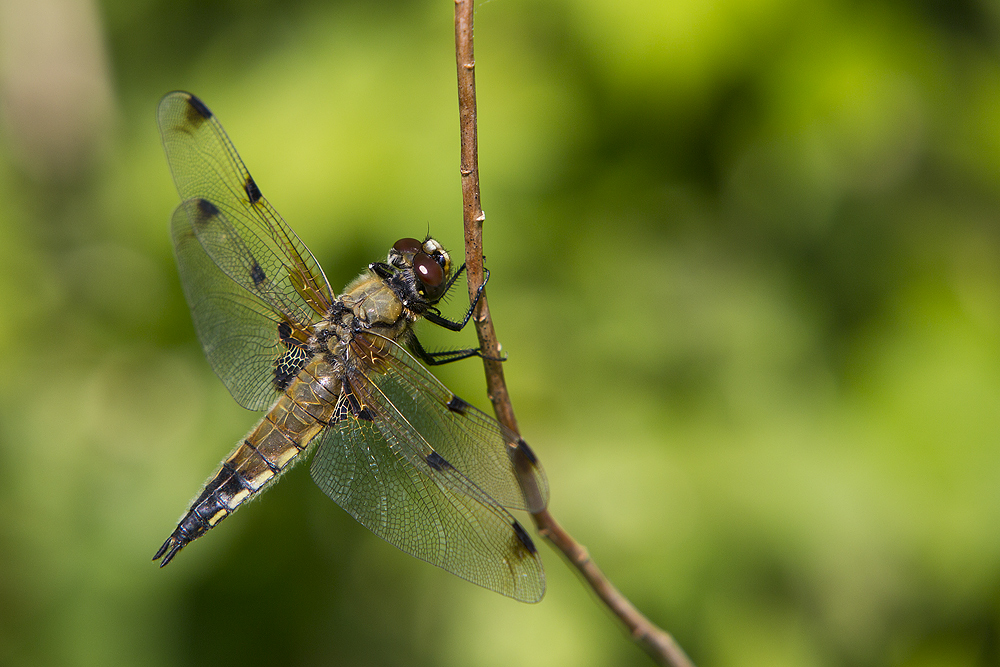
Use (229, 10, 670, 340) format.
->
(153, 91, 548, 603)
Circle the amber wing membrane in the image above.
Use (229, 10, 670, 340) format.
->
(158, 91, 332, 409)
(310, 414, 545, 603)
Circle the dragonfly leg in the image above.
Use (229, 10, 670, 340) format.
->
(424, 266, 489, 332)
(407, 331, 506, 366)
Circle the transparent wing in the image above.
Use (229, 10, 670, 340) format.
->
(310, 416, 545, 603)
(158, 91, 334, 327)
(172, 205, 314, 411)
(348, 332, 549, 512)
(159, 91, 331, 408)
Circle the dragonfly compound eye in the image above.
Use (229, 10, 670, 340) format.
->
(393, 238, 423, 255)
(414, 252, 444, 288)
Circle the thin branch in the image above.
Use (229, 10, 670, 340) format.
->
(452, 2, 695, 666)
(453, 0, 517, 431)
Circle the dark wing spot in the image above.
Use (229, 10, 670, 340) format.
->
(250, 262, 266, 286)
(446, 395, 470, 415)
(272, 322, 310, 391)
(425, 451, 452, 471)
(276, 320, 308, 350)
(272, 347, 307, 390)
(342, 383, 375, 422)
(516, 438, 538, 465)
(245, 176, 262, 204)
(194, 198, 220, 225)
(184, 94, 213, 127)
(344, 390, 362, 415)
(331, 401, 350, 423)
(512, 520, 537, 554)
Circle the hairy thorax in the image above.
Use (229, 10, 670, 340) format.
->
(311, 271, 414, 368)
(341, 272, 404, 327)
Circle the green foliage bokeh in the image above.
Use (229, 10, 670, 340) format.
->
(1, 1, 999, 665)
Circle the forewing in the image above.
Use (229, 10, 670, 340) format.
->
(348, 332, 549, 513)
(158, 91, 334, 325)
(310, 416, 545, 603)
(172, 205, 314, 411)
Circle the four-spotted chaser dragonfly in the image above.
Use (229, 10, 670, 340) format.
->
(153, 91, 548, 602)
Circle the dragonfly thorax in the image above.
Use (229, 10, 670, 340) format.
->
(340, 273, 405, 327)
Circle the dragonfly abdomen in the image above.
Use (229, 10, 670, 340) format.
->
(154, 361, 343, 566)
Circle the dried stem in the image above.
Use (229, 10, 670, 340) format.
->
(452, 2, 694, 666)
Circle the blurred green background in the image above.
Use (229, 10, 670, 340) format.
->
(1, 0, 999, 665)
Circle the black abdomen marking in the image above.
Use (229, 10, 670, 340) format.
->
(217, 463, 253, 499)
(153, 458, 239, 567)
(244, 439, 281, 474)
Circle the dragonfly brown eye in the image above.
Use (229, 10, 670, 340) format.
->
(393, 238, 423, 254)
(414, 252, 444, 287)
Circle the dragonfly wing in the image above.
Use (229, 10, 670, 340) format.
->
(310, 416, 545, 603)
(158, 91, 333, 325)
(348, 332, 549, 512)
(159, 91, 332, 409)
(172, 205, 313, 410)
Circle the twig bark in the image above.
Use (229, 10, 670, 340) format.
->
(452, 2, 695, 666)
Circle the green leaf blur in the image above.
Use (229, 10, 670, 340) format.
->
(0, 0, 998, 665)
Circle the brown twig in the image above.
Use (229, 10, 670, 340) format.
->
(452, 2, 695, 666)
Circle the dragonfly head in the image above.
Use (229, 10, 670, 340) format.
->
(389, 237, 453, 303)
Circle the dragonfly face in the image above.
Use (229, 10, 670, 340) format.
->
(154, 91, 548, 603)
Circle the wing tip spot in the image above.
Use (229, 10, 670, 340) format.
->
(516, 438, 538, 465)
(512, 520, 537, 555)
(183, 94, 213, 127)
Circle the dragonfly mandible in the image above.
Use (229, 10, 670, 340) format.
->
(153, 91, 548, 603)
